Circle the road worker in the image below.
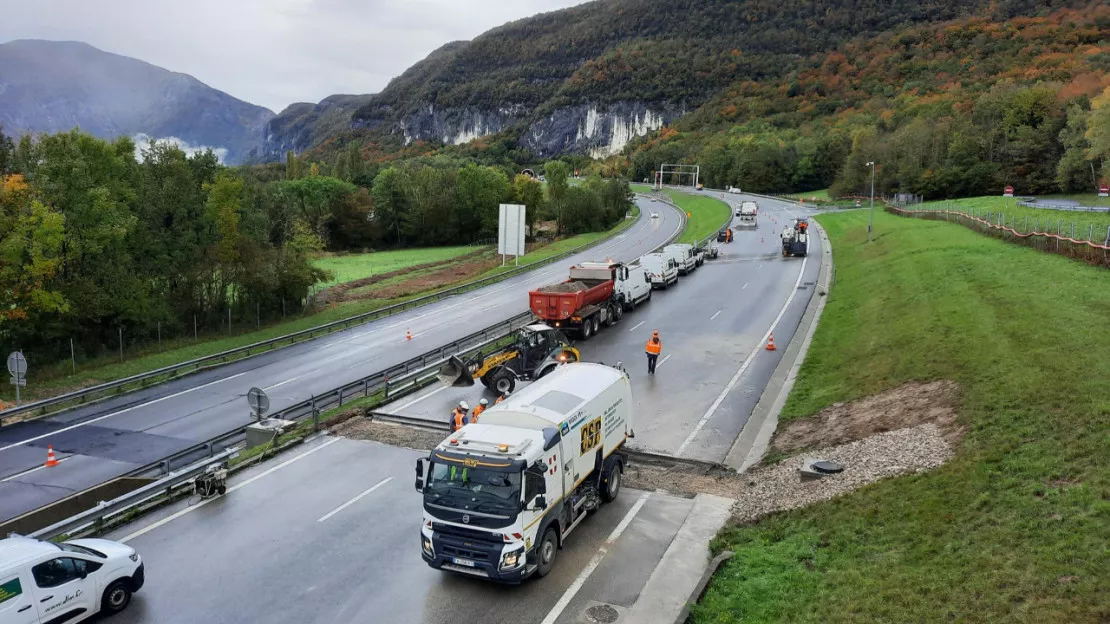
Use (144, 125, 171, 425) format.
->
(472, 398, 489, 422)
(645, 330, 662, 374)
(451, 401, 470, 432)
(725, 228, 732, 243)
(496, 391, 510, 404)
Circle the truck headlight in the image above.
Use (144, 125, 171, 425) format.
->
(422, 536, 434, 557)
(500, 546, 524, 570)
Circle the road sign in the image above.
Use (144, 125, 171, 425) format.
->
(9, 377, 25, 387)
(6, 352, 26, 377)
(247, 387, 270, 418)
(1099, 184, 1109, 198)
(1004, 185, 1014, 197)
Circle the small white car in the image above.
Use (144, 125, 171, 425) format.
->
(650, 212, 659, 219)
(728, 186, 742, 194)
(0, 535, 144, 623)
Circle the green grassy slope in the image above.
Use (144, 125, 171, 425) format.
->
(662, 189, 732, 244)
(312, 246, 479, 284)
(694, 210, 1110, 623)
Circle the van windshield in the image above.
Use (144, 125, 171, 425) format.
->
(425, 462, 522, 514)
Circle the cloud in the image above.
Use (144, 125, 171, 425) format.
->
(0, 0, 589, 112)
(132, 133, 229, 163)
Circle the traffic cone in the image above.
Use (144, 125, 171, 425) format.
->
(765, 333, 776, 351)
(406, 329, 412, 341)
(45, 445, 59, 467)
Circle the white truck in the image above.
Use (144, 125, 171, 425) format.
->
(639, 253, 679, 289)
(663, 243, 699, 275)
(416, 362, 633, 582)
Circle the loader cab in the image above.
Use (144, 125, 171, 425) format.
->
(518, 325, 576, 374)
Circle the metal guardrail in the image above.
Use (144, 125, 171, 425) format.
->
(1016, 199, 1110, 212)
(2, 206, 646, 426)
(24, 197, 692, 540)
(30, 312, 535, 540)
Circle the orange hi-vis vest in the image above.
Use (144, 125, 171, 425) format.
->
(472, 405, 485, 422)
(645, 338, 662, 355)
(495, 396, 505, 404)
(452, 408, 466, 431)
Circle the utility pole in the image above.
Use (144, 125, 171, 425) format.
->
(866, 161, 876, 243)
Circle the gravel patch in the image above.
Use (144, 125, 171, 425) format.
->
(625, 424, 952, 523)
(331, 416, 445, 450)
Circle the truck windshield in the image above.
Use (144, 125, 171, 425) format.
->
(425, 462, 522, 513)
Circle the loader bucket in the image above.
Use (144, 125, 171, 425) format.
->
(437, 356, 475, 387)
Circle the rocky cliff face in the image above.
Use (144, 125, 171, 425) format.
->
(257, 94, 372, 162)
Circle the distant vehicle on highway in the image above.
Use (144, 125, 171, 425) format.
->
(728, 186, 742, 194)
(663, 243, 701, 274)
(528, 261, 649, 340)
(0, 535, 145, 623)
(650, 211, 659, 219)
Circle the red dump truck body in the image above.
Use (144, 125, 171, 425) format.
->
(529, 279, 614, 321)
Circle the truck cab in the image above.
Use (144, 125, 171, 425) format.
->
(663, 244, 698, 275)
(639, 253, 679, 289)
(417, 363, 632, 583)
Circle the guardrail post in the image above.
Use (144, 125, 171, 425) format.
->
(338, 387, 344, 407)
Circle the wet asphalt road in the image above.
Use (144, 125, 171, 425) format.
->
(102, 436, 696, 624)
(0, 199, 685, 523)
(381, 192, 822, 462)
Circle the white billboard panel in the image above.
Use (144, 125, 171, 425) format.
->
(498, 203, 526, 258)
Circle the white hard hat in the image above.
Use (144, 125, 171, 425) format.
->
(459, 401, 469, 410)
(480, 398, 489, 406)
(502, 391, 511, 397)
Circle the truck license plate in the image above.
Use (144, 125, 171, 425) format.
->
(452, 558, 476, 567)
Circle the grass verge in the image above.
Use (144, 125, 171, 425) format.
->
(2, 209, 640, 404)
(660, 189, 731, 244)
(312, 246, 480, 285)
(916, 195, 1110, 239)
(693, 209, 1110, 622)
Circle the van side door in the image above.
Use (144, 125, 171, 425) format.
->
(31, 557, 97, 624)
(0, 570, 38, 624)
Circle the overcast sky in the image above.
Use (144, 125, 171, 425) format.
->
(0, 0, 589, 113)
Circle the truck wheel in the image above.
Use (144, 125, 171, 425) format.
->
(580, 320, 593, 340)
(489, 370, 516, 395)
(535, 527, 559, 578)
(592, 316, 601, 335)
(646, 290, 652, 303)
(614, 304, 624, 322)
(625, 296, 636, 312)
(101, 580, 132, 615)
(600, 461, 622, 502)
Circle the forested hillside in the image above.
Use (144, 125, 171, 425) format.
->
(622, 3, 1110, 198)
(281, 0, 1089, 162)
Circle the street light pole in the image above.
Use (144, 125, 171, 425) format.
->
(866, 161, 876, 243)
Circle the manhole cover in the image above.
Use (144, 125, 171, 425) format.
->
(585, 604, 620, 623)
(813, 460, 843, 474)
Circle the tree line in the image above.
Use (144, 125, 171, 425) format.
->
(0, 127, 632, 366)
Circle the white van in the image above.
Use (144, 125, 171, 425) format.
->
(618, 263, 653, 311)
(0, 535, 144, 624)
(663, 244, 698, 275)
(639, 253, 679, 289)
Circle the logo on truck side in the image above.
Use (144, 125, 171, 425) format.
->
(580, 417, 602, 455)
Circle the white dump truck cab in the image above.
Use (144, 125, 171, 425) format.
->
(416, 363, 633, 583)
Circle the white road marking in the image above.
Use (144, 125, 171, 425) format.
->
(0, 372, 248, 454)
(264, 376, 299, 391)
(710, 310, 721, 320)
(120, 437, 342, 543)
(317, 477, 393, 522)
(628, 320, 645, 332)
(656, 354, 674, 369)
(742, 282, 749, 290)
(540, 493, 650, 624)
(1, 456, 73, 482)
(352, 355, 382, 368)
(390, 385, 450, 414)
(675, 249, 810, 456)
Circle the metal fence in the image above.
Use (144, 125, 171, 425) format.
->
(888, 202, 1110, 268)
(2, 209, 644, 426)
(1016, 198, 1110, 212)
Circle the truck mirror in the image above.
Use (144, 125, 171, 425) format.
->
(534, 495, 547, 510)
(415, 458, 426, 478)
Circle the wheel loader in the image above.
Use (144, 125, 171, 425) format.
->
(436, 324, 580, 395)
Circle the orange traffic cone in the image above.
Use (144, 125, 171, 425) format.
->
(45, 445, 59, 467)
(765, 333, 776, 351)
(406, 329, 412, 341)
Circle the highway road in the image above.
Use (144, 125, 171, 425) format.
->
(382, 191, 822, 462)
(0, 198, 687, 524)
(102, 435, 700, 624)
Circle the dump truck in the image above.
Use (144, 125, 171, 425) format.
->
(416, 362, 633, 582)
(781, 218, 809, 257)
(437, 324, 579, 395)
(528, 261, 647, 340)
